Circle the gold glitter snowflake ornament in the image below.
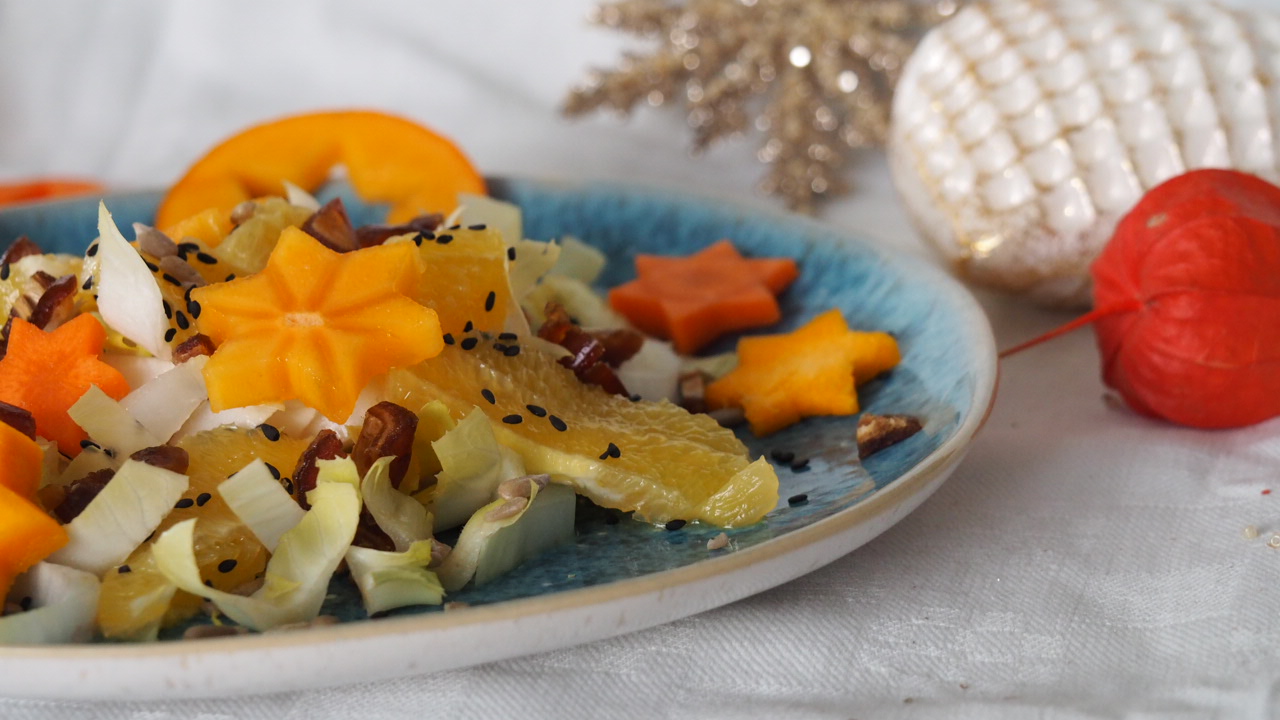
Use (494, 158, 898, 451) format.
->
(564, 0, 958, 212)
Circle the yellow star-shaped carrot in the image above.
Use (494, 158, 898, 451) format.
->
(706, 309, 899, 436)
(608, 240, 798, 354)
(191, 227, 443, 423)
(0, 314, 130, 455)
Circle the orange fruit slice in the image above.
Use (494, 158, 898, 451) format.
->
(412, 225, 513, 337)
(385, 341, 778, 527)
(97, 426, 309, 639)
(155, 110, 485, 228)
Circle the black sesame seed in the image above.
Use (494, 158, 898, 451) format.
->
(174, 311, 190, 330)
(258, 423, 280, 441)
(468, 223, 487, 230)
(502, 414, 523, 425)
(164, 328, 177, 342)
(162, 299, 173, 319)
(503, 345, 520, 357)
(175, 497, 195, 509)
(144, 260, 160, 272)
(81, 276, 94, 290)
(599, 442, 620, 460)
(493, 342, 508, 353)
(506, 247, 516, 261)
(187, 300, 201, 319)
(217, 559, 238, 574)
(118, 565, 132, 574)
(195, 252, 218, 264)
(178, 242, 199, 253)
(498, 332, 518, 341)
(526, 404, 547, 417)
(449, 224, 461, 230)
(283, 478, 295, 495)
(463, 320, 474, 333)
(484, 290, 496, 312)
(788, 493, 809, 505)
(460, 337, 478, 351)
(665, 519, 687, 531)
(549, 415, 568, 432)
(770, 449, 795, 464)
(204, 580, 214, 588)
(443, 333, 455, 345)
(183, 285, 195, 301)
(80, 439, 100, 450)
(86, 242, 99, 257)
(412, 233, 426, 247)
(162, 273, 183, 286)
(103, 448, 115, 458)
(225, 273, 237, 282)
(18, 596, 32, 611)
(436, 234, 454, 245)
(0, 264, 8, 280)
(629, 394, 642, 402)
(481, 388, 496, 405)
(196, 492, 213, 507)
(265, 462, 281, 480)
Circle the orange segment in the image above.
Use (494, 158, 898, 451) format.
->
(97, 427, 309, 639)
(385, 341, 777, 527)
(155, 111, 485, 228)
(192, 228, 443, 423)
(0, 484, 68, 601)
(411, 226, 512, 337)
(162, 207, 234, 249)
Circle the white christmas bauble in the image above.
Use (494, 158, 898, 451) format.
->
(888, 0, 1280, 306)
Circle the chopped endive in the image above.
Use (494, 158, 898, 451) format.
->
(0, 562, 100, 644)
(68, 385, 162, 459)
(430, 409, 526, 531)
(47, 460, 189, 577)
(152, 480, 359, 632)
(436, 482, 575, 592)
(548, 235, 606, 284)
(523, 274, 629, 330)
(94, 203, 171, 361)
(119, 355, 210, 443)
(218, 459, 306, 552)
(344, 540, 443, 615)
(458, 192, 521, 257)
(361, 456, 432, 552)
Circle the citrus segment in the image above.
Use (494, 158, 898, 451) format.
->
(385, 341, 777, 526)
(96, 426, 309, 638)
(155, 111, 485, 228)
(411, 225, 512, 337)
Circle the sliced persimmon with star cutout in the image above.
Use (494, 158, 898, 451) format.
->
(190, 226, 444, 423)
(154, 110, 486, 228)
(705, 309, 899, 436)
(0, 314, 130, 455)
(608, 240, 798, 354)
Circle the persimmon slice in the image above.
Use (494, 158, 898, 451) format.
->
(155, 110, 485, 228)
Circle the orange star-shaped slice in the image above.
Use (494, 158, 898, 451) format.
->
(0, 314, 130, 455)
(608, 240, 798, 354)
(191, 227, 443, 423)
(705, 309, 862, 436)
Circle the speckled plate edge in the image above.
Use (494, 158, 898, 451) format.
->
(0, 178, 997, 700)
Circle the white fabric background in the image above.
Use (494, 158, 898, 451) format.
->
(2, 1, 1279, 717)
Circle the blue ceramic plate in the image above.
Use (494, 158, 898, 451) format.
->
(0, 178, 996, 699)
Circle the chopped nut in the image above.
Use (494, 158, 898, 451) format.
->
(856, 414, 923, 459)
(133, 223, 178, 258)
(497, 474, 551, 500)
(157, 255, 205, 287)
(230, 201, 258, 226)
(706, 532, 729, 551)
(678, 370, 709, 413)
(301, 198, 359, 253)
(485, 496, 529, 522)
(1244, 525, 1260, 540)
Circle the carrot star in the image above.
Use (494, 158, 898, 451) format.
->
(191, 227, 443, 423)
(706, 309, 898, 436)
(0, 314, 130, 455)
(608, 240, 798, 354)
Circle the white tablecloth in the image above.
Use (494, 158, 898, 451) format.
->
(2, 1, 1279, 717)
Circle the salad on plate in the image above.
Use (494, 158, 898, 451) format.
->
(0, 111, 911, 644)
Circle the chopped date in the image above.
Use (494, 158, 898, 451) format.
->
(27, 274, 78, 329)
(0, 236, 42, 265)
(173, 333, 216, 363)
(130, 445, 191, 474)
(0, 401, 36, 440)
(300, 198, 360, 253)
(355, 212, 444, 248)
(290, 429, 346, 509)
(53, 469, 115, 524)
(352, 401, 418, 489)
